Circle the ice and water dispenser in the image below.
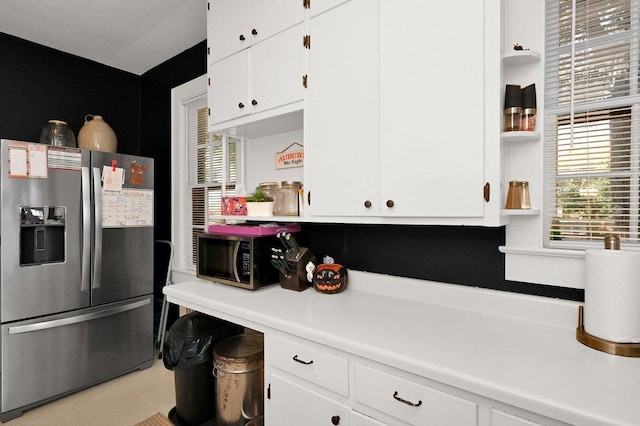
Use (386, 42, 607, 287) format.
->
(20, 206, 66, 265)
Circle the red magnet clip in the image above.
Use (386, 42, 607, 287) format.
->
(111, 160, 117, 171)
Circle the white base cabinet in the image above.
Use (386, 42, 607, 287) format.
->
(266, 332, 569, 426)
(164, 279, 623, 425)
(269, 374, 351, 425)
(266, 333, 479, 426)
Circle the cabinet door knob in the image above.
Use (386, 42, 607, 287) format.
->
(239, 34, 246, 41)
(364, 200, 372, 208)
(251, 99, 258, 106)
(386, 199, 395, 208)
(251, 28, 258, 35)
(238, 102, 245, 109)
(331, 415, 340, 425)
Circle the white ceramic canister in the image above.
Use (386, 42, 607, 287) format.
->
(77, 114, 117, 152)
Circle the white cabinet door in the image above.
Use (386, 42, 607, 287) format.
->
(208, 0, 251, 64)
(310, 0, 352, 17)
(306, 0, 380, 217)
(269, 373, 351, 426)
(351, 411, 386, 426)
(209, 0, 304, 64)
(307, 0, 488, 221)
(251, 23, 305, 115)
(209, 50, 250, 125)
(378, 0, 486, 218)
(251, 0, 305, 45)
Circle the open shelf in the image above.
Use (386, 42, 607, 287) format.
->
(501, 131, 540, 143)
(501, 208, 540, 216)
(502, 50, 541, 67)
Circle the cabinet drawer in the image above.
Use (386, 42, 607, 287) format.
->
(269, 334, 349, 396)
(492, 409, 543, 426)
(355, 364, 477, 426)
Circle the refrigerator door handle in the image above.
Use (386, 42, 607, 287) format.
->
(81, 166, 91, 292)
(7, 298, 150, 335)
(92, 167, 103, 289)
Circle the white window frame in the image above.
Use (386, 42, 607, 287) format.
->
(501, 0, 587, 289)
(170, 75, 207, 281)
(503, 0, 640, 290)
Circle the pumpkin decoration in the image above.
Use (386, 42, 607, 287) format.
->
(313, 263, 348, 294)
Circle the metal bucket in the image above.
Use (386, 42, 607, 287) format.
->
(213, 334, 264, 426)
(245, 415, 264, 426)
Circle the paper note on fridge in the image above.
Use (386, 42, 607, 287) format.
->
(102, 165, 124, 190)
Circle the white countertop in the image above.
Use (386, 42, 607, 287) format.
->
(164, 271, 640, 426)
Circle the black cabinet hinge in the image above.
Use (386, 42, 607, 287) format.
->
(207, 2, 210, 11)
(207, 46, 210, 56)
(484, 182, 490, 203)
(208, 107, 211, 117)
(208, 77, 211, 86)
(303, 0, 311, 9)
(267, 383, 271, 399)
(303, 35, 311, 49)
(302, 74, 308, 88)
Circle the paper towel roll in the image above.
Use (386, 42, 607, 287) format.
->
(584, 248, 640, 343)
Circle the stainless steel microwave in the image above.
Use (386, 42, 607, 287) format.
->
(196, 233, 279, 290)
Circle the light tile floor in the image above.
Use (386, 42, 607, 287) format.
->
(6, 354, 176, 426)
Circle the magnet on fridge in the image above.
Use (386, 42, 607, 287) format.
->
(112, 159, 117, 171)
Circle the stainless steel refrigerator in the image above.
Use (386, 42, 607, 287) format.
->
(0, 139, 155, 421)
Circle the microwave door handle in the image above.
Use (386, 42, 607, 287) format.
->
(232, 241, 241, 283)
(92, 167, 103, 289)
(81, 166, 91, 291)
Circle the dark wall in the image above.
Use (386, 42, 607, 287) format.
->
(0, 33, 583, 302)
(299, 223, 583, 300)
(140, 41, 207, 242)
(0, 33, 141, 154)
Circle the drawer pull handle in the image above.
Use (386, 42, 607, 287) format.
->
(292, 355, 314, 365)
(393, 391, 422, 407)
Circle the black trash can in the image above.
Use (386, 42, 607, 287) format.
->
(163, 312, 240, 425)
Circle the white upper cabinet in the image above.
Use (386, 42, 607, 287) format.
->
(207, 0, 505, 225)
(208, 0, 304, 64)
(305, 0, 501, 224)
(207, 0, 306, 129)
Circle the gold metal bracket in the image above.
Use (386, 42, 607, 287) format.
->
(303, 35, 311, 49)
(576, 305, 640, 357)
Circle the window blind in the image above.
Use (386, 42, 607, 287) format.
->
(180, 96, 239, 270)
(544, 0, 640, 248)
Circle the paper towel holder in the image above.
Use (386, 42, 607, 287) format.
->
(576, 305, 640, 357)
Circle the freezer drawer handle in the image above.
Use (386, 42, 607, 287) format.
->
(393, 391, 422, 407)
(7, 299, 150, 335)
